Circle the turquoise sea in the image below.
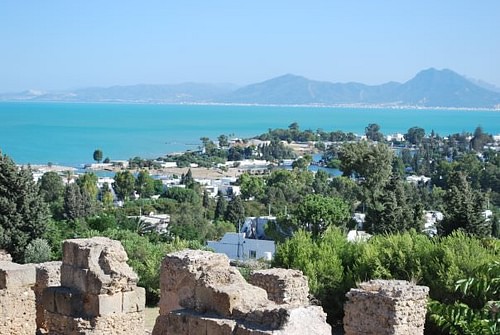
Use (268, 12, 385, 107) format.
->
(0, 102, 499, 166)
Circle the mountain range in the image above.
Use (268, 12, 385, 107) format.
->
(2, 68, 500, 108)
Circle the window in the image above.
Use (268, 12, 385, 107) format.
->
(249, 250, 257, 259)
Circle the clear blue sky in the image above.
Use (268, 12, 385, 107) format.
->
(0, 1, 499, 92)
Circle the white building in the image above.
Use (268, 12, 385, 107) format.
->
(347, 230, 372, 242)
(386, 133, 405, 142)
(406, 175, 431, 185)
(207, 233, 275, 261)
(130, 213, 170, 234)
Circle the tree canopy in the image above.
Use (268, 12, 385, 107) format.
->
(0, 154, 49, 262)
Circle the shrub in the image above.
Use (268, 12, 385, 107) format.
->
(24, 238, 52, 263)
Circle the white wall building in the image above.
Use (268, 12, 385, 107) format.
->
(207, 233, 275, 261)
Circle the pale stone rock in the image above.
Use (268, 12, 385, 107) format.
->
(343, 279, 429, 335)
(41, 237, 145, 335)
(153, 250, 332, 335)
(0, 261, 36, 289)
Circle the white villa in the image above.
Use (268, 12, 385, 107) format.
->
(207, 232, 275, 261)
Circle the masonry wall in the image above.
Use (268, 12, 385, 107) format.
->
(152, 250, 332, 335)
(0, 260, 36, 335)
(41, 237, 145, 335)
(34, 261, 62, 332)
(248, 268, 309, 305)
(343, 280, 429, 335)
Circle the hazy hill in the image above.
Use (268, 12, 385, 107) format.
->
(0, 83, 237, 103)
(393, 68, 500, 108)
(219, 69, 500, 108)
(1, 69, 499, 108)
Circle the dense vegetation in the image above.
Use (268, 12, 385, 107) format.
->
(1, 122, 499, 334)
(273, 228, 499, 328)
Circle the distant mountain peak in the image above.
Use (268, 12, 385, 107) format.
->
(1, 69, 499, 108)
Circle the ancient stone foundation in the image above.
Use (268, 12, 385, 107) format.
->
(0, 260, 36, 335)
(42, 237, 145, 335)
(152, 250, 331, 335)
(343, 280, 429, 335)
(34, 261, 62, 331)
(248, 269, 309, 306)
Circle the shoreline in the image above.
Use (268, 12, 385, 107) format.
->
(1, 100, 498, 112)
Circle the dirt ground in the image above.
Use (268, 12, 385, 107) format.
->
(145, 307, 159, 331)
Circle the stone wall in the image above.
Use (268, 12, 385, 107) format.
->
(34, 261, 62, 331)
(248, 269, 309, 306)
(343, 280, 429, 335)
(0, 260, 36, 335)
(152, 250, 331, 335)
(41, 237, 145, 335)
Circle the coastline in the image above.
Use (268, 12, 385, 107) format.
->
(1, 100, 498, 112)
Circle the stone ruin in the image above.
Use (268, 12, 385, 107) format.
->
(0, 259, 37, 335)
(42, 237, 145, 334)
(343, 279, 429, 335)
(248, 268, 309, 306)
(35, 261, 62, 331)
(152, 249, 332, 335)
(0, 241, 431, 335)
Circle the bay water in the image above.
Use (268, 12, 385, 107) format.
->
(1, 102, 499, 166)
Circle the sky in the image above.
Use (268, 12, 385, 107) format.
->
(0, 1, 499, 92)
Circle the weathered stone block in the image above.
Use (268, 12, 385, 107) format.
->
(42, 238, 146, 335)
(53, 287, 83, 316)
(153, 250, 331, 335)
(61, 237, 138, 294)
(249, 268, 309, 305)
(122, 287, 146, 313)
(84, 293, 123, 316)
(35, 261, 61, 289)
(42, 286, 57, 313)
(0, 261, 36, 289)
(343, 280, 429, 335)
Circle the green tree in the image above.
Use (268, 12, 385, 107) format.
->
(100, 182, 114, 208)
(38, 171, 65, 203)
(217, 134, 229, 147)
(365, 174, 423, 234)
(293, 194, 350, 237)
(180, 169, 196, 189)
(93, 149, 103, 163)
(312, 169, 330, 195)
(470, 126, 491, 152)
(38, 171, 65, 218)
(214, 191, 227, 220)
(169, 202, 210, 241)
(339, 141, 393, 206)
(0, 154, 49, 262)
(225, 195, 245, 226)
(239, 173, 265, 200)
(63, 183, 94, 221)
(77, 172, 99, 201)
(365, 123, 384, 142)
(292, 154, 312, 171)
(405, 126, 425, 145)
(113, 171, 136, 201)
(164, 187, 200, 205)
(439, 171, 490, 236)
(135, 170, 155, 198)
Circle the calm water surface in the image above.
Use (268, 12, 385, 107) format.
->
(0, 102, 498, 166)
